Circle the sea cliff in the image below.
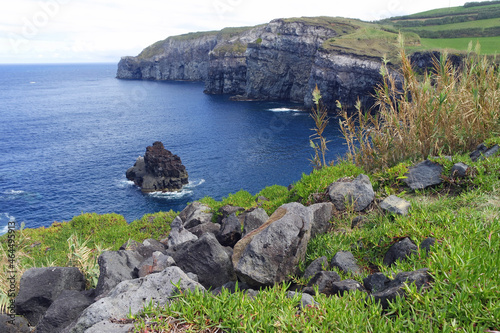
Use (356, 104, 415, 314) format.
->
(117, 17, 399, 110)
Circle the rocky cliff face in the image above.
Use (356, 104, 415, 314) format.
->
(117, 18, 397, 110)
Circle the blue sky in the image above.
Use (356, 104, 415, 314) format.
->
(0, 0, 467, 63)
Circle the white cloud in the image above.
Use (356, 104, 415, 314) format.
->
(0, 0, 467, 63)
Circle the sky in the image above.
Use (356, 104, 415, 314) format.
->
(0, 0, 469, 64)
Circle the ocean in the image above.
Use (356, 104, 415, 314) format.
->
(0, 63, 347, 233)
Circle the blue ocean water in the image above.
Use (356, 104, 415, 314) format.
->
(0, 63, 347, 232)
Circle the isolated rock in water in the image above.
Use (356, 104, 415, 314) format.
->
(242, 208, 269, 237)
(380, 195, 411, 216)
(369, 268, 432, 309)
(303, 256, 329, 280)
(450, 162, 470, 178)
(383, 237, 418, 266)
(126, 141, 188, 192)
(36, 290, 93, 333)
(233, 202, 312, 287)
(330, 251, 361, 276)
(309, 202, 334, 238)
(403, 160, 443, 190)
(179, 202, 213, 229)
(15, 267, 86, 326)
(95, 250, 144, 298)
(328, 174, 374, 211)
(0, 314, 30, 333)
(170, 233, 236, 289)
(68, 267, 204, 333)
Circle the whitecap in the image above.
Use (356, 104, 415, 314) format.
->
(0, 213, 16, 236)
(117, 179, 136, 188)
(184, 179, 205, 188)
(267, 107, 303, 112)
(4, 190, 25, 195)
(29, 81, 36, 84)
(147, 188, 193, 199)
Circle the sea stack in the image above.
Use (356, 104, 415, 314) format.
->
(126, 141, 188, 192)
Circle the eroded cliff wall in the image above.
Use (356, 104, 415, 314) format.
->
(117, 18, 393, 110)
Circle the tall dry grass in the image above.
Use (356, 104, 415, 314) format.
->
(339, 38, 500, 172)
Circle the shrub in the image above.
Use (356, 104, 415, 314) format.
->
(339, 36, 500, 172)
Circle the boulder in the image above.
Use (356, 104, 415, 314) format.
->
(309, 202, 334, 238)
(137, 252, 176, 278)
(450, 162, 469, 178)
(242, 208, 269, 237)
(363, 272, 391, 293)
(126, 141, 188, 192)
(216, 213, 242, 247)
(217, 205, 245, 224)
(166, 226, 198, 248)
(286, 291, 317, 309)
(179, 202, 213, 229)
(170, 233, 236, 289)
(383, 237, 418, 266)
(330, 251, 361, 276)
(15, 267, 86, 326)
(302, 271, 341, 295)
(303, 256, 328, 280)
(380, 195, 411, 216)
(351, 216, 368, 229)
(328, 174, 374, 211)
(369, 268, 432, 309)
(136, 238, 167, 257)
(326, 279, 365, 296)
(232, 202, 312, 287)
(403, 160, 443, 190)
(469, 143, 497, 162)
(119, 239, 142, 251)
(84, 320, 134, 333)
(95, 250, 144, 298)
(187, 222, 221, 237)
(420, 237, 436, 255)
(0, 314, 30, 333)
(67, 267, 204, 333)
(36, 290, 93, 333)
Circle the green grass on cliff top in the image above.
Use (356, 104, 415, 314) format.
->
(2, 142, 499, 332)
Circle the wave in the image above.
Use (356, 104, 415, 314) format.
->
(3, 190, 26, 195)
(147, 179, 205, 200)
(117, 179, 136, 189)
(0, 213, 16, 236)
(267, 107, 303, 113)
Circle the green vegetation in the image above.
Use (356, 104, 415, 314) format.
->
(339, 38, 500, 172)
(212, 42, 247, 56)
(414, 36, 500, 54)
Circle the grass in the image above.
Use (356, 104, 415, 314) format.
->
(131, 151, 500, 332)
(339, 37, 500, 172)
(411, 36, 500, 54)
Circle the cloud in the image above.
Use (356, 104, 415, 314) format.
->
(0, 0, 467, 63)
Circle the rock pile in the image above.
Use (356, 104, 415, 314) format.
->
(9, 142, 499, 332)
(126, 141, 188, 192)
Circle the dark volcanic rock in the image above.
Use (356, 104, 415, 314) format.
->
(303, 256, 328, 280)
(326, 279, 365, 296)
(242, 208, 269, 237)
(95, 250, 144, 298)
(36, 290, 93, 333)
(363, 272, 391, 293)
(330, 251, 361, 276)
(403, 160, 443, 190)
(383, 237, 418, 266)
(450, 162, 470, 178)
(303, 271, 341, 295)
(126, 141, 188, 193)
(369, 268, 432, 309)
(380, 195, 411, 216)
(216, 213, 242, 248)
(170, 233, 236, 289)
(0, 314, 30, 333)
(328, 174, 374, 211)
(15, 267, 86, 326)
